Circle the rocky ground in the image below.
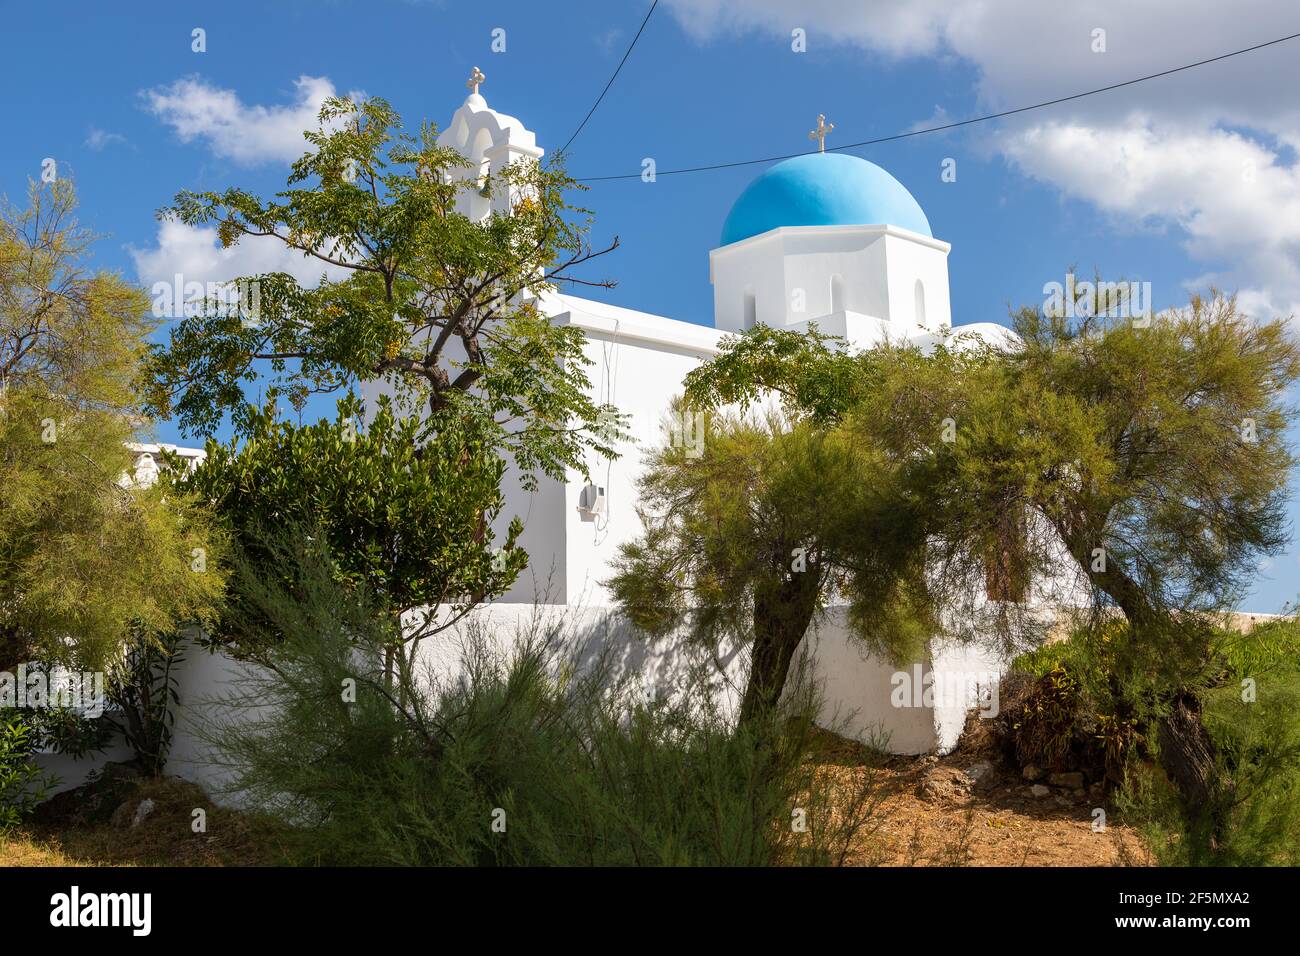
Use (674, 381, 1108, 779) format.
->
(815, 717, 1148, 866)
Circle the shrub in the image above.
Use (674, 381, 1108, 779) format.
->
(1003, 630, 1140, 782)
(1116, 617, 1300, 865)
(106, 629, 186, 776)
(0, 714, 51, 833)
(201, 533, 883, 866)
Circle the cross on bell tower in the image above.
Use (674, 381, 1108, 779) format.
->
(466, 66, 486, 96)
(808, 113, 834, 153)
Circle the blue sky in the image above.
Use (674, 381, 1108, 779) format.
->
(3, 0, 1297, 610)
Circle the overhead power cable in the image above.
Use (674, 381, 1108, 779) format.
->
(559, 0, 660, 155)
(575, 30, 1300, 182)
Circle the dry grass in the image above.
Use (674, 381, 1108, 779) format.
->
(1, 776, 291, 867)
(808, 721, 1148, 867)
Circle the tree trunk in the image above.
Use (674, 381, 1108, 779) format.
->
(739, 570, 820, 727)
(1157, 692, 1220, 817)
(1057, 521, 1222, 824)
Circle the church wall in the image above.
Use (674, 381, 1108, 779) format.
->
(710, 235, 789, 333)
(785, 228, 891, 323)
(33, 604, 986, 804)
(557, 302, 726, 606)
(881, 232, 953, 334)
(710, 225, 953, 341)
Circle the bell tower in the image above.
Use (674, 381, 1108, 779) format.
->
(437, 67, 545, 222)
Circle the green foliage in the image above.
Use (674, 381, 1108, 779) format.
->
(0, 179, 155, 415)
(183, 392, 526, 657)
(204, 533, 882, 866)
(688, 293, 1300, 663)
(1000, 292, 1300, 641)
(610, 401, 936, 723)
(1015, 619, 1300, 864)
(142, 95, 622, 489)
(1212, 617, 1300, 682)
(107, 629, 186, 776)
(0, 181, 227, 670)
(1119, 658, 1300, 866)
(1004, 666, 1086, 770)
(684, 323, 874, 426)
(0, 714, 50, 833)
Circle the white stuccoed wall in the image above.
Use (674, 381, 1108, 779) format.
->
(35, 600, 1009, 802)
(709, 224, 953, 341)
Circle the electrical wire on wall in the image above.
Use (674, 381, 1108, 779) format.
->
(593, 319, 621, 547)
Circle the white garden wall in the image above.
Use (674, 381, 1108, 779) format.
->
(33, 603, 1007, 802)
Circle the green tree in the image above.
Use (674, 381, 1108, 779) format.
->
(142, 95, 622, 488)
(610, 402, 936, 725)
(685, 290, 1300, 821)
(0, 181, 225, 672)
(183, 392, 527, 667)
(972, 291, 1300, 817)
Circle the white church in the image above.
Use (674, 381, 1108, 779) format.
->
(66, 78, 1025, 797)
(362, 78, 1016, 750)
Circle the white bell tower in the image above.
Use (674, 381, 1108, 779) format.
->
(437, 67, 544, 221)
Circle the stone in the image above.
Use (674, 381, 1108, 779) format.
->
(132, 798, 156, 827)
(111, 798, 157, 829)
(1048, 771, 1085, 789)
(1030, 784, 1051, 798)
(110, 801, 130, 829)
(1022, 764, 1044, 782)
(964, 760, 996, 789)
(918, 766, 973, 804)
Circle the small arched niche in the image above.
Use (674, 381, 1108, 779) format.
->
(914, 279, 927, 327)
(743, 289, 757, 329)
(830, 274, 845, 313)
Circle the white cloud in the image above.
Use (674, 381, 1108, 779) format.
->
(1001, 120, 1300, 319)
(142, 75, 337, 165)
(85, 128, 127, 151)
(130, 220, 350, 293)
(595, 27, 625, 55)
(662, 0, 1300, 322)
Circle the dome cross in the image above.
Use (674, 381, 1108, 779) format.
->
(466, 66, 486, 95)
(808, 114, 834, 153)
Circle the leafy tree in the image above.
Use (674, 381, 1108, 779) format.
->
(142, 95, 622, 488)
(0, 181, 225, 671)
(684, 290, 1300, 822)
(610, 402, 936, 725)
(973, 291, 1300, 817)
(182, 392, 527, 665)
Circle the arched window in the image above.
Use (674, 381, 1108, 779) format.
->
(914, 279, 926, 326)
(743, 289, 757, 329)
(830, 274, 845, 313)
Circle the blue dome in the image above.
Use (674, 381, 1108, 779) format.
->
(720, 153, 932, 246)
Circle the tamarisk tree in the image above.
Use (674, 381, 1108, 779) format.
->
(0, 180, 225, 672)
(610, 399, 938, 726)
(681, 290, 1300, 823)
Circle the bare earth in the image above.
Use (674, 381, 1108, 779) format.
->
(813, 720, 1149, 867)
